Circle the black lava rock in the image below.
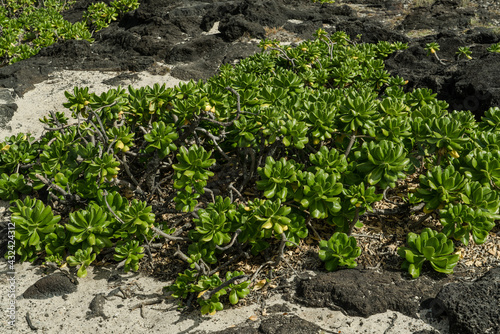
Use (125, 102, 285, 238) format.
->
(295, 269, 450, 318)
(23, 273, 78, 299)
(199, 314, 321, 334)
(431, 267, 500, 334)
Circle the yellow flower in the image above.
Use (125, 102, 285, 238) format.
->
(449, 150, 460, 159)
(115, 140, 124, 151)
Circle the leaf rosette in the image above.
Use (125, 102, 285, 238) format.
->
(459, 149, 500, 188)
(318, 232, 361, 271)
(356, 140, 410, 189)
(65, 204, 113, 252)
(295, 169, 343, 219)
(256, 156, 302, 201)
(0, 173, 32, 200)
(397, 228, 459, 278)
(416, 165, 469, 212)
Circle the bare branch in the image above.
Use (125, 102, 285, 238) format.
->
(101, 190, 126, 225)
(215, 229, 242, 251)
(195, 127, 231, 161)
(200, 274, 249, 301)
(173, 246, 205, 274)
(151, 225, 189, 242)
(34, 173, 81, 203)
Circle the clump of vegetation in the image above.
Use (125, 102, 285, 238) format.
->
(3, 26, 499, 315)
(0, 0, 139, 65)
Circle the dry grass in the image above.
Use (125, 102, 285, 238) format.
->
(411, 0, 435, 7)
(405, 29, 436, 39)
(264, 26, 302, 43)
(264, 26, 287, 37)
(470, 17, 500, 34)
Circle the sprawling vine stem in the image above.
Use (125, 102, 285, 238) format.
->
(200, 275, 249, 301)
(347, 205, 360, 236)
(344, 130, 357, 158)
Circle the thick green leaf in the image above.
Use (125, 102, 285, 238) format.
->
(28, 231, 40, 246)
(229, 290, 238, 305)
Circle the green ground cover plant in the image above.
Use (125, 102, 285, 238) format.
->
(3, 28, 500, 314)
(0, 0, 139, 65)
(319, 232, 361, 271)
(397, 228, 459, 278)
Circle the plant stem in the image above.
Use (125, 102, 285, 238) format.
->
(215, 229, 242, 251)
(347, 205, 360, 236)
(344, 131, 357, 158)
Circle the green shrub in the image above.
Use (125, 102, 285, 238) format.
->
(5, 28, 500, 314)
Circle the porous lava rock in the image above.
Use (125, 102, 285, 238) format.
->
(197, 314, 322, 334)
(431, 267, 500, 334)
(22, 272, 78, 299)
(385, 28, 500, 119)
(294, 269, 451, 318)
